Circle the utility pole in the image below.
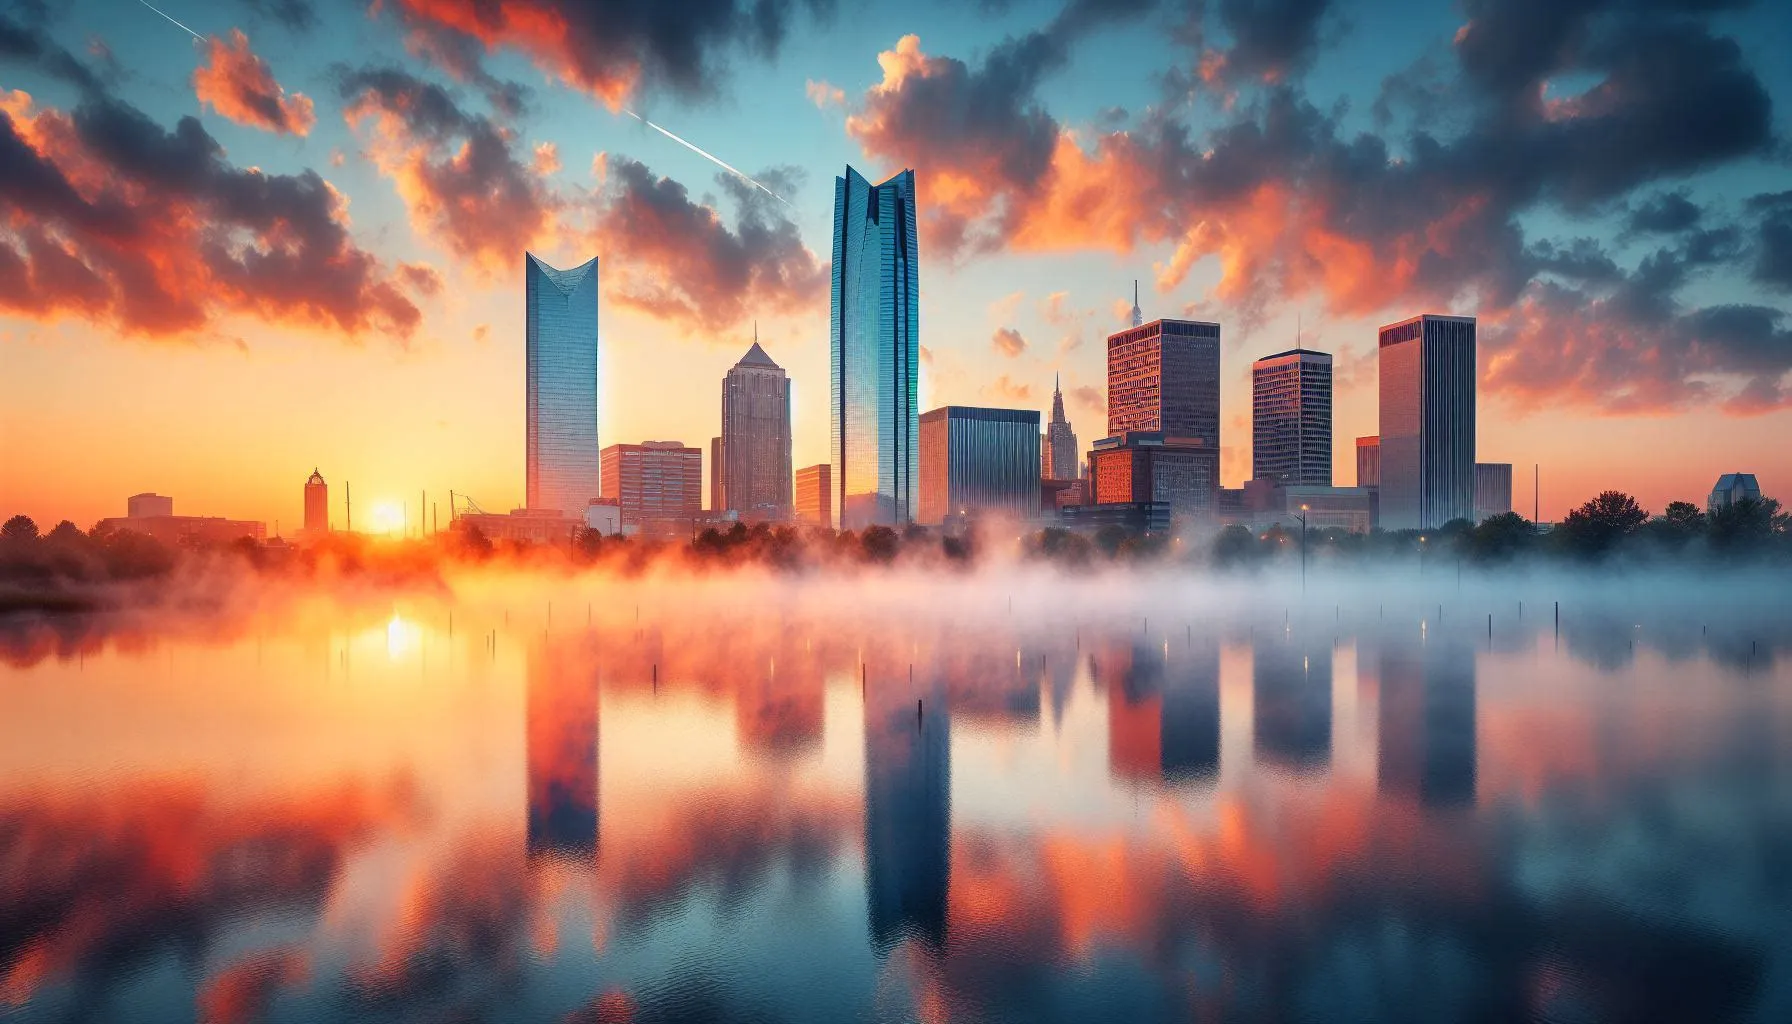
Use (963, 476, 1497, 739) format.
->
(346, 482, 352, 533)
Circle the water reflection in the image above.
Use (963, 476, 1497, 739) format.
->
(0, 586, 1789, 1022)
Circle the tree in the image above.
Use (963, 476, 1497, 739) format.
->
(1639, 500, 1705, 551)
(1556, 490, 1648, 558)
(1466, 511, 1535, 563)
(860, 525, 899, 563)
(1707, 496, 1785, 554)
(2, 515, 39, 543)
(1211, 523, 1259, 567)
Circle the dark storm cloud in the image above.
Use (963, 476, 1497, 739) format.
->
(1628, 190, 1703, 235)
(387, 0, 838, 106)
(1176, 0, 1337, 86)
(591, 157, 827, 334)
(238, 0, 319, 32)
(0, 9, 104, 92)
(336, 65, 557, 268)
(1746, 191, 1792, 292)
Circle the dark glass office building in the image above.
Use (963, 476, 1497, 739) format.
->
(831, 166, 919, 529)
(917, 406, 1041, 525)
(1106, 318, 1221, 445)
(1378, 314, 1475, 530)
(1252, 348, 1332, 486)
(525, 253, 600, 516)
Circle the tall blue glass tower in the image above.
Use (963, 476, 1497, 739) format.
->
(831, 166, 919, 529)
(525, 253, 600, 516)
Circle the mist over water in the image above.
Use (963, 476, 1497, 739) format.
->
(2, 564, 1791, 1022)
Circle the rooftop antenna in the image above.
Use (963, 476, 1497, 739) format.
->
(1130, 279, 1143, 328)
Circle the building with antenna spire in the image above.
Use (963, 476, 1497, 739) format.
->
(1044, 374, 1079, 481)
(1129, 280, 1142, 328)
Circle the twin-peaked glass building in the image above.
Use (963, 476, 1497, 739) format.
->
(831, 166, 920, 529)
(525, 253, 601, 516)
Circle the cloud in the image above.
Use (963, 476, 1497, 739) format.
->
(397, 261, 443, 296)
(1627, 190, 1702, 235)
(1069, 384, 1105, 420)
(387, 0, 837, 109)
(1747, 191, 1792, 293)
(1178, 0, 1339, 90)
(0, 9, 105, 92)
(589, 158, 826, 335)
(338, 66, 557, 271)
(981, 373, 1034, 403)
(194, 30, 316, 136)
(236, 0, 317, 32)
(992, 326, 1028, 357)
(805, 78, 844, 108)
(0, 88, 418, 342)
(842, 0, 1784, 411)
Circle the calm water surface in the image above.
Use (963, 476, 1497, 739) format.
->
(3, 581, 1790, 1022)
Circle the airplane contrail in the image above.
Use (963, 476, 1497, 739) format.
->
(622, 108, 792, 208)
(136, 0, 203, 41)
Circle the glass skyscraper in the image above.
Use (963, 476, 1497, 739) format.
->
(525, 253, 600, 516)
(831, 166, 919, 529)
(917, 406, 1041, 525)
(1252, 348, 1332, 486)
(1378, 313, 1475, 530)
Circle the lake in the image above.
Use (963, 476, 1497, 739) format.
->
(2, 571, 1789, 1022)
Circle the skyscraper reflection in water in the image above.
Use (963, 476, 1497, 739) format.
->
(1372, 629, 1477, 806)
(1108, 638, 1220, 785)
(1252, 632, 1334, 771)
(526, 640, 600, 860)
(863, 669, 949, 954)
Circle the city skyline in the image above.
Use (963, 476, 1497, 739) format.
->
(3, 0, 1790, 530)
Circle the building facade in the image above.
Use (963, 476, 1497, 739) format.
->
(127, 493, 174, 519)
(303, 471, 328, 535)
(1252, 349, 1332, 486)
(1107, 318, 1221, 445)
(1709, 473, 1762, 512)
(1356, 436, 1381, 487)
(795, 464, 832, 527)
(1044, 375, 1079, 481)
(1087, 432, 1220, 519)
(526, 253, 600, 516)
(454, 508, 582, 546)
(1378, 314, 1476, 530)
(600, 442, 702, 538)
(709, 437, 724, 513)
(1473, 463, 1513, 523)
(831, 166, 919, 529)
(917, 406, 1041, 525)
(722, 339, 792, 521)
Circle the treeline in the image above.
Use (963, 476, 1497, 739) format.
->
(2, 487, 1786, 601)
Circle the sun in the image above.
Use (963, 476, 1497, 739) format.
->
(367, 500, 404, 535)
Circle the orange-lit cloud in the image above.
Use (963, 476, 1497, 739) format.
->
(991, 326, 1027, 358)
(193, 30, 316, 136)
(805, 79, 845, 109)
(0, 90, 418, 342)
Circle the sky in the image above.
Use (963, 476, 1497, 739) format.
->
(2, 0, 1790, 532)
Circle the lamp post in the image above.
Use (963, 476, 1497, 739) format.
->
(1296, 503, 1309, 594)
(1419, 534, 1428, 578)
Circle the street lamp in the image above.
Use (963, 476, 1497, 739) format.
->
(1295, 503, 1309, 594)
(1419, 534, 1427, 577)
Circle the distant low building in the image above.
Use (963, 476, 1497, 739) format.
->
(1473, 463, 1513, 523)
(453, 508, 581, 545)
(1059, 501, 1172, 535)
(100, 493, 264, 545)
(127, 493, 174, 519)
(1709, 473, 1761, 513)
(1218, 482, 1375, 534)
